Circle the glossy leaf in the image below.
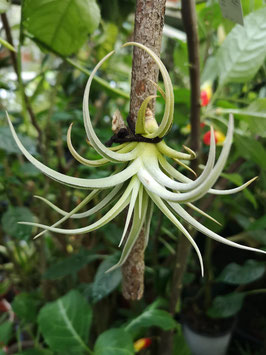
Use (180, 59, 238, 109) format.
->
(217, 7, 266, 85)
(38, 290, 92, 354)
(92, 254, 122, 303)
(217, 260, 265, 285)
(208, 293, 245, 318)
(23, 0, 100, 56)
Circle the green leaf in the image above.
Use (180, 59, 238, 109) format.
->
(38, 290, 92, 354)
(235, 135, 266, 171)
(1, 207, 35, 240)
(208, 292, 245, 318)
(12, 292, 40, 323)
(217, 260, 265, 285)
(216, 7, 266, 85)
(248, 215, 266, 231)
(125, 308, 177, 334)
(173, 332, 191, 355)
(92, 254, 122, 303)
(23, 0, 101, 56)
(243, 99, 266, 137)
(43, 248, 100, 280)
(0, 321, 12, 345)
(0, 127, 37, 155)
(94, 328, 134, 355)
(18, 162, 40, 177)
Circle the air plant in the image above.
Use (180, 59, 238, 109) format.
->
(6, 42, 265, 276)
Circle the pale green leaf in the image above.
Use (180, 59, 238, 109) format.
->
(125, 308, 177, 334)
(23, 0, 100, 56)
(217, 7, 266, 85)
(244, 99, 266, 137)
(94, 328, 134, 355)
(38, 290, 92, 354)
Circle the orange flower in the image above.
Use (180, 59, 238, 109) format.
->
(134, 338, 152, 352)
(200, 81, 212, 106)
(203, 130, 225, 146)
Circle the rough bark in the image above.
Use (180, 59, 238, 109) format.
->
(122, 0, 166, 301)
(129, 0, 167, 124)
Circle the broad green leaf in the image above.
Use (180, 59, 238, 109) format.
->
(243, 99, 266, 137)
(92, 254, 122, 303)
(217, 7, 266, 85)
(208, 293, 245, 318)
(1, 207, 35, 240)
(43, 248, 100, 280)
(12, 292, 40, 323)
(0, 127, 37, 155)
(125, 308, 177, 334)
(23, 0, 101, 56)
(94, 328, 134, 355)
(0, 321, 12, 345)
(38, 290, 92, 354)
(235, 135, 266, 170)
(217, 260, 265, 285)
(201, 56, 219, 84)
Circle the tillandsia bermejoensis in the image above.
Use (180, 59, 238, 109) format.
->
(6, 42, 265, 275)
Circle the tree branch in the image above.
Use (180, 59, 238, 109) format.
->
(122, 0, 166, 301)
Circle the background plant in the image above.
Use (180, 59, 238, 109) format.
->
(0, 0, 266, 354)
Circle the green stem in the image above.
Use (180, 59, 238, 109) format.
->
(246, 288, 266, 296)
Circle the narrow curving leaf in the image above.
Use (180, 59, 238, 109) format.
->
(217, 7, 266, 85)
(38, 290, 92, 354)
(23, 0, 100, 56)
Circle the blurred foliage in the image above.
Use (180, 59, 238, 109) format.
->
(0, 1, 266, 354)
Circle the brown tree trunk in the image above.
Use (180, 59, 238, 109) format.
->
(121, 0, 166, 301)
